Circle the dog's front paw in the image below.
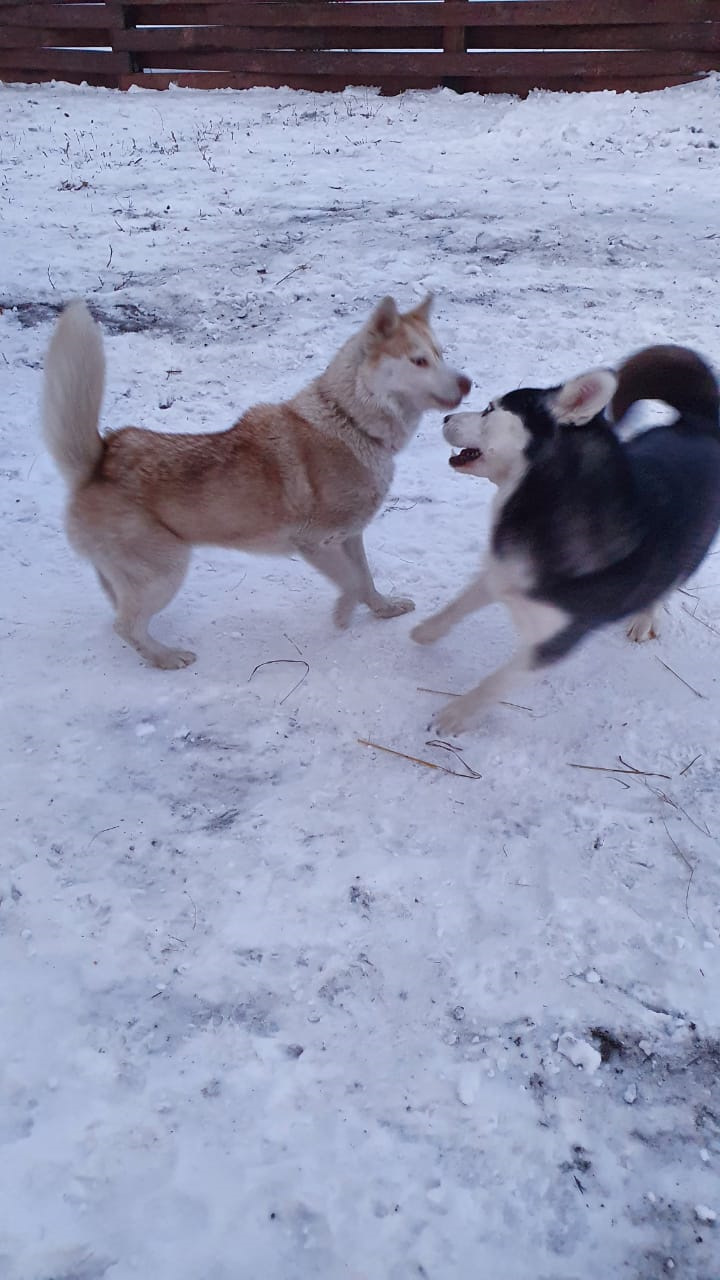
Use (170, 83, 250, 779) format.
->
(431, 699, 472, 737)
(372, 594, 415, 620)
(627, 613, 659, 643)
(411, 615, 447, 645)
(153, 647, 197, 670)
(333, 594, 357, 630)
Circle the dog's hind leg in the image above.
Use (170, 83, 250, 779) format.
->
(342, 534, 415, 620)
(411, 571, 495, 646)
(69, 489, 195, 668)
(112, 581, 195, 670)
(107, 542, 194, 669)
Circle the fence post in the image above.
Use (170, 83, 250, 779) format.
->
(443, 0, 465, 91)
(106, 2, 140, 89)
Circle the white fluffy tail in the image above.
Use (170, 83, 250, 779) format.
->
(43, 300, 106, 489)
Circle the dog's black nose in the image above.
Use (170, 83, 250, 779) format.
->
(443, 414, 452, 425)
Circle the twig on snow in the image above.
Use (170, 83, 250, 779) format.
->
(662, 819, 697, 930)
(416, 686, 533, 714)
(619, 754, 672, 779)
(568, 760, 671, 780)
(681, 602, 720, 638)
(425, 739, 483, 779)
(655, 656, 706, 699)
(184, 889, 198, 931)
(644, 780, 711, 838)
(275, 263, 307, 287)
(249, 657, 309, 705)
(358, 737, 482, 779)
(83, 823, 120, 854)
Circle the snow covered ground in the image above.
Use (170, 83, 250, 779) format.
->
(1, 75, 720, 1280)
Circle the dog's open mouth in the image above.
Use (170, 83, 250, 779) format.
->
(449, 448, 482, 469)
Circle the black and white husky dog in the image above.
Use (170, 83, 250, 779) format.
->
(412, 345, 720, 735)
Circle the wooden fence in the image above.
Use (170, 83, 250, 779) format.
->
(1, 1, 719, 95)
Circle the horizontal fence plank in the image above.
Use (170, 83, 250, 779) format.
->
(448, 72, 702, 94)
(0, 11, 114, 38)
(124, 49, 720, 77)
(0, 46, 126, 70)
(117, 68, 702, 96)
(467, 23, 720, 52)
(8, 21, 712, 56)
(119, 69, 445, 91)
(0, 0, 111, 7)
(112, 2, 720, 30)
(0, 69, 122, 86)
(116, 25, 443, 52)
(0, 25, 111, 47)
(0, 5, 116, 30)
(115, 21, 720, 56)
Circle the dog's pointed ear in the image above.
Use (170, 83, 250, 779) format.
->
(367, 296, 399, 340)
(409, 293, 433, 323)
(550, 368, 618, 425)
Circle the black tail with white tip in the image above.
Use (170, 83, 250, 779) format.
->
(611, 344, 719, 428)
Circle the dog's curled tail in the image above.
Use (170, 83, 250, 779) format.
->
(611, 344, 719, 427)
(43, 300, 106, 489)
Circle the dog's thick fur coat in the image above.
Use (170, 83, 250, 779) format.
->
(412, 345, 720, 734)
(43, 297, 469, 667)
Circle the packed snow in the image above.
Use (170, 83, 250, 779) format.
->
(1, 73, 720, 1280)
